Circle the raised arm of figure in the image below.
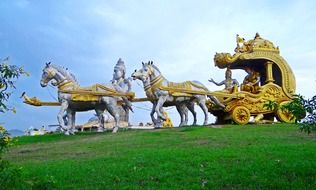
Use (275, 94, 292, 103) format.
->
(209, 78, 225, 86)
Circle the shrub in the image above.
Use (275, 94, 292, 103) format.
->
(264, 95, 306, 123)
(299, 95, 316, 133)
(281, 94, 307, 123)
(28, 175, 57, 190)
(0, 159, 23, 190)
(0, 125, 12, 155)
(0, 125, 24, 189)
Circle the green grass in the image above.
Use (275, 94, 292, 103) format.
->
(5, 124, 316, 189)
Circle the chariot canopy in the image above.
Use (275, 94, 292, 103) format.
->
(214, 33, 296, 98)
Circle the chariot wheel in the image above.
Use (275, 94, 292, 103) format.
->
(276, 101, 295, 123)
(232, 106, 250, 125)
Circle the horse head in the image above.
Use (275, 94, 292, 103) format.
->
(40, 62, 77, 88)
(131, 68, 147, 82)
(40, 62, 56, 87)
(133, 61, 161, 82)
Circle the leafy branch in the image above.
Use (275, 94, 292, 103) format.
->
(0, 57, 29, 113)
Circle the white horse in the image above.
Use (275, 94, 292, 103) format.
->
(40, 62, 121, 135)
(133, 61, 224, 127)
(132, 69, 196, 127)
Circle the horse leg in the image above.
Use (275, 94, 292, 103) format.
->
(198, 97, 209, 126)
(72, 111, 77, 132)
(106, 103, 120, 133)
(176, 104, 187, 127)
(62, 112, 68, 127)
(57, 100, 70, 135)
(150, 101, 158, 126)
(176, 105, 184, 126)
(187, 101, 197, 125)
(183, 104, 189, 126)
(66, 109, 76, 135)
(150, 101, 162, 128)
(155, 96, 167, 121)
(95, 109, 105, 132)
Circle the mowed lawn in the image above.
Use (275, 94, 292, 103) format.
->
(5, 124, 316, 189)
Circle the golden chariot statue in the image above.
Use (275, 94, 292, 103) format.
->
(209, 33, 296, 124)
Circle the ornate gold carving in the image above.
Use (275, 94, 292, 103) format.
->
(221, 83, 289, 118)
(234, 33, 279, 54)
(58, 83, 135, 102)
(23, 94, 61, 106)
(162, 112, 173, 128)
(276, 101, 295, 123)
(231, 106, 250, 125)
(214, 34, 296, 99)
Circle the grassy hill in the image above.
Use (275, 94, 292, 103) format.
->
(5, 124, 316, 189)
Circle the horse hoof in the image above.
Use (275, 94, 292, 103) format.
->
(112, 127, 118, 133)
(97, 128, 104, 133)
(64, 131, 70, 135)
(179, 123, 185, 127)
(154, 123, 162, 128)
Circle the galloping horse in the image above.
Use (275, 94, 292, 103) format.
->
(40, 62, 121, 135)
(132, 69, 195, 127)
(133, 61, 224, 126)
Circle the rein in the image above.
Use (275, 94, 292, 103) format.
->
(144, 83, 156, 100)
(149, 75, 164, 91)
(57, 80, 75, 90)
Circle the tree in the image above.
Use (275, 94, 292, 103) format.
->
(0, 57, 28, 113)
(0, 57, 28, 189)
(0, 56, 27, 153)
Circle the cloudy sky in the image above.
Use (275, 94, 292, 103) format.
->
(1, 0, 316, 130)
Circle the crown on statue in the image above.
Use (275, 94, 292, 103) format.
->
(115, 58, 126, 72)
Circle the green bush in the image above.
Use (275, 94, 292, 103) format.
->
(0, 125, 12, 155)
(281, 94, 306, 123)
(299, 95, 316, 133)
(264, 95, 306, 123)
(279, 94, 316, 133)
(0, 159, 23, 190)
(28, 175, 57, 190)
(0, 125, 24, 189)
(265, 94, 316, 134)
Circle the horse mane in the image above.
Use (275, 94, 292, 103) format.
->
(50, 64, 79, 84)
(149, 62, 161, 74)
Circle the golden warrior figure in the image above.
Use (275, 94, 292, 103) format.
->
(240, 67, 260, 93)
(209, 68, 239, 93)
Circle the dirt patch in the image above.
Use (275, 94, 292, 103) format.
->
(206, 125, 224, 128)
